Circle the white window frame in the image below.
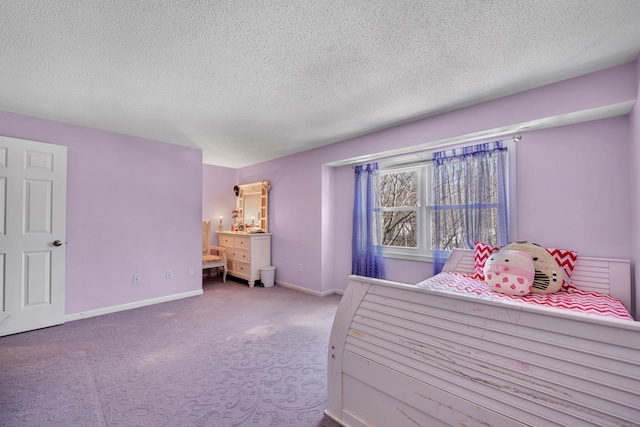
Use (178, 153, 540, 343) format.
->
(378, 162, 431, 261)
(378, 141, 516, 262)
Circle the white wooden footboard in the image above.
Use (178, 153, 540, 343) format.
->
(326, 275, 640, 426)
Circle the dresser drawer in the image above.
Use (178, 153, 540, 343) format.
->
(229, 248, 250, 262)
(234, 236, 250, 249)
(235, 249, 250, 263)
(234, 262, 250, 275)
(219, 235, 234, 247)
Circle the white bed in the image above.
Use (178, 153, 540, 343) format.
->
(326, 249, 640, 427)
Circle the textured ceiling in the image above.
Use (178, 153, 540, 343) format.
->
(1, 1, 640, 168)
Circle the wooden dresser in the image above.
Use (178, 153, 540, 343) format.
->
(217, 231, 271, 287)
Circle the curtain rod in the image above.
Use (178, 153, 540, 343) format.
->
(352, 134, 523, 168)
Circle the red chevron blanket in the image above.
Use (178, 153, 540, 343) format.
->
(416, 272, 633, 321)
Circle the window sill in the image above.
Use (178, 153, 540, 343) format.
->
(382, 252, 433, 263)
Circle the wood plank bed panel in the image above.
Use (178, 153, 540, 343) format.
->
(326, 250, 640, 427)
(341, 352, 523, 427)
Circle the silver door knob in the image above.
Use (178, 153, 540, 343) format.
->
(53, 240, 63, 246)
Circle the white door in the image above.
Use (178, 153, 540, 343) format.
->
(0, 136, 67, 337)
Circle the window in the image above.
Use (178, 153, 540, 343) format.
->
(379, 163, 430, 259)
(379, 142, 513, 261)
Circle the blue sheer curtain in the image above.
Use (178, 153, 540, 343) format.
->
(352, 163, 385, 278)
(432, 141, 509, 275)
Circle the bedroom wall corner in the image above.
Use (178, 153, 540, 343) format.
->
(629, 55, 640, 319)
(238, 154, 327, 293)
(202, 164, 237, 246)
(320, 165, 337, 293)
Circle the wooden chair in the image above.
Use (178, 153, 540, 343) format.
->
(202, 220, 227, 282)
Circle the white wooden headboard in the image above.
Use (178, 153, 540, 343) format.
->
(442, 249, 632, 312)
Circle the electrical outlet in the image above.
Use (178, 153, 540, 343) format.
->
(133, 274, 141, 284)
(166, 269, 173, 279)
(188, 267, 194, 276)
(298, 264, 303, 272)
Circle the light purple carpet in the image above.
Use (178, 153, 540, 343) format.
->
(0, 277, 343, 426)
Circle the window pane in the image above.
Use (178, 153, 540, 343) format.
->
(432, 157, 499, 206)
(380, 170, 418, 208)
(432, 207, 498, 249)
(382, 210, 417, 247)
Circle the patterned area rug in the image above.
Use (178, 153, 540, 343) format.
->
(0, 277, 343, 427)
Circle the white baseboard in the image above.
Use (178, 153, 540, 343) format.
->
(275, 280, 343, 297)
(65, 289, 204, 322)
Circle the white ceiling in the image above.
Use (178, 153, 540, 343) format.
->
(1, 1, 640, 168)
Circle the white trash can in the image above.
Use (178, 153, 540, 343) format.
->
(260, 266, 276, 288)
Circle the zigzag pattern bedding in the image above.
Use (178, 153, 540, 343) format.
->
(416, 272, 633, 321)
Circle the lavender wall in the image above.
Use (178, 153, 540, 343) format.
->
(202, 164, 237, 246)
(236, 61, 639, 298)
(515, 117, 630, 256)
(0, 111, 203, 315)
(630, 58, 640, 317)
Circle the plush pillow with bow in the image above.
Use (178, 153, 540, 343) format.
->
(502, 241, 563, 294)
(483, 249, 535, 296)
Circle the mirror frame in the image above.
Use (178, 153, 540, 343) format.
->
(236, 181, 270, 232)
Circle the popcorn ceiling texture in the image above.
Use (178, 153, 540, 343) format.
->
(1, 1, 639, 167)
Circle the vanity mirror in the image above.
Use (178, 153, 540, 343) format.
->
(235, 181, 270, 232)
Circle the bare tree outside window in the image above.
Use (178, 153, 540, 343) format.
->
(380, 169, 418, 248)
(432, 156, 500, 250)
